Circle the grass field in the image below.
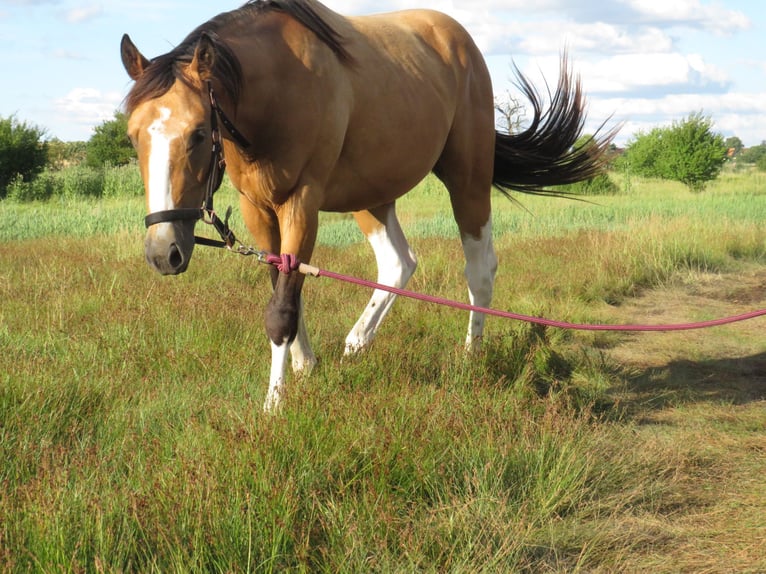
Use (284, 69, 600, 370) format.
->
(1, 170, 765, 572)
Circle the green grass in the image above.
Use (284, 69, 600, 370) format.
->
(1, 169, 765, 571)
(3, 167, 765, 246)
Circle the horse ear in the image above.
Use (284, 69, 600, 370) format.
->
(121, 34, 150, 81)
(192, 32, 216, 81)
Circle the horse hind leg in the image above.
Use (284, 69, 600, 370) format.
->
(344, 203, 417, 354)
(435, 146, 497, 350)
(459, 218, 498, 351)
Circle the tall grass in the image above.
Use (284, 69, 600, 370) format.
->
(1, 167, 765, 571)
(3, 163, 765, 254)
(5, 163, 143, 202)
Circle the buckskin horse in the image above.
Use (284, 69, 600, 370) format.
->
(121, 0, 613, 412)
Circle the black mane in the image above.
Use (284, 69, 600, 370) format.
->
(244, 0, 352, 63)
(125, 0, 351, 113)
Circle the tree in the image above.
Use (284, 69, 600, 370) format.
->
(47, 138, 87, 169)
(494, 90, 525, 133)
(655, 113, 727, 192)
(621, 113, 727, 192)
(0, 115, 48, 198)
(739, 142, 766, 165)
(724, 136, 743, 157)
(86, 111, 135, 168)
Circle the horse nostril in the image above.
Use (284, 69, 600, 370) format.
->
(168, 243, 184, 270)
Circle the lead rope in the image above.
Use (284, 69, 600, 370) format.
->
(220, 249, 765, 333)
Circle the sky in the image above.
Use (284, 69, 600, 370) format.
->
(1, 0, 764, 147)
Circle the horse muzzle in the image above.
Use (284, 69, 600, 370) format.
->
(144, 219, 196, 275)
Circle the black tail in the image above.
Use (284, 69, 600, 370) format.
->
(493, 55, 618, 197)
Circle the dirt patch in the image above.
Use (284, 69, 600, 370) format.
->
(688, 268, 766, 305)
(596, 267, 766, 572)
(604, 266, 766, 408)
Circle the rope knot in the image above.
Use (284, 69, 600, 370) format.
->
(266, 253, 301, 274)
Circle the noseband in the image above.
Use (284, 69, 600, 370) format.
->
(143, 81, 252, 249)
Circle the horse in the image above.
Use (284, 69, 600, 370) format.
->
(121, 0, 614, 412)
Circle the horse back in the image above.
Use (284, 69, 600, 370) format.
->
(346, 9, 491, 122)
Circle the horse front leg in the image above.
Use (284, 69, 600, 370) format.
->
(261, 196, 319, 413)
(264, 269, 306, 412)
(290, 296, 316, 375)
(261, 265, 316, 414)
(238, 192, 318, 412)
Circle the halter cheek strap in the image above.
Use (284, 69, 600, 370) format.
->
(207, 82, 251, 150)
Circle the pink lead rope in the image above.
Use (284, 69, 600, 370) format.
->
(263, 253, 766, 333)
(265, 253, 301, 275)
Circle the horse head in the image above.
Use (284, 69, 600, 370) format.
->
(121, 33, 226, 275)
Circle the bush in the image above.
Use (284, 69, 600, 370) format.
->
(7, 167, 104, 202)
(6, 172, 60, 202)
(103, 163, 144, 198)
(561, 172, 619, 196)
(557, 135, 620, 196)
(86, 111, 135, 168)
(47, 139, 87, 169)
(621, 113, 727, 192)
(6, 163, 145, 203)
(739, 143, 766, 165)
(58, 166, 105, 198)
(0, 115, 48, 198)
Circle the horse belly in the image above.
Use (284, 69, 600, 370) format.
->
(322, 97, 452, 213)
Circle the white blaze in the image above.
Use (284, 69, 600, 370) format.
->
(147, 107, 175, 214)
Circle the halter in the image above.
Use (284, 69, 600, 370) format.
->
(143, 81, 252, 249)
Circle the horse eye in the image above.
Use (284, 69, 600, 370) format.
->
(188, 128, 206, 151)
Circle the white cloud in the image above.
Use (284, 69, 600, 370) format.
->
(623, 0, 750, 33)
(576, 53, 731, 94)
(51, 48, 88, 61)
(611, 92, 766, 118)
(497, 21, 675, 56)
(4, 0, 760, 145)
(65, 3, 103, 23)
(53, 88, 122, 134)
(107, 0, 186, 23)
(502, 51, 730, 101)
(1, 0, 61, 4)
